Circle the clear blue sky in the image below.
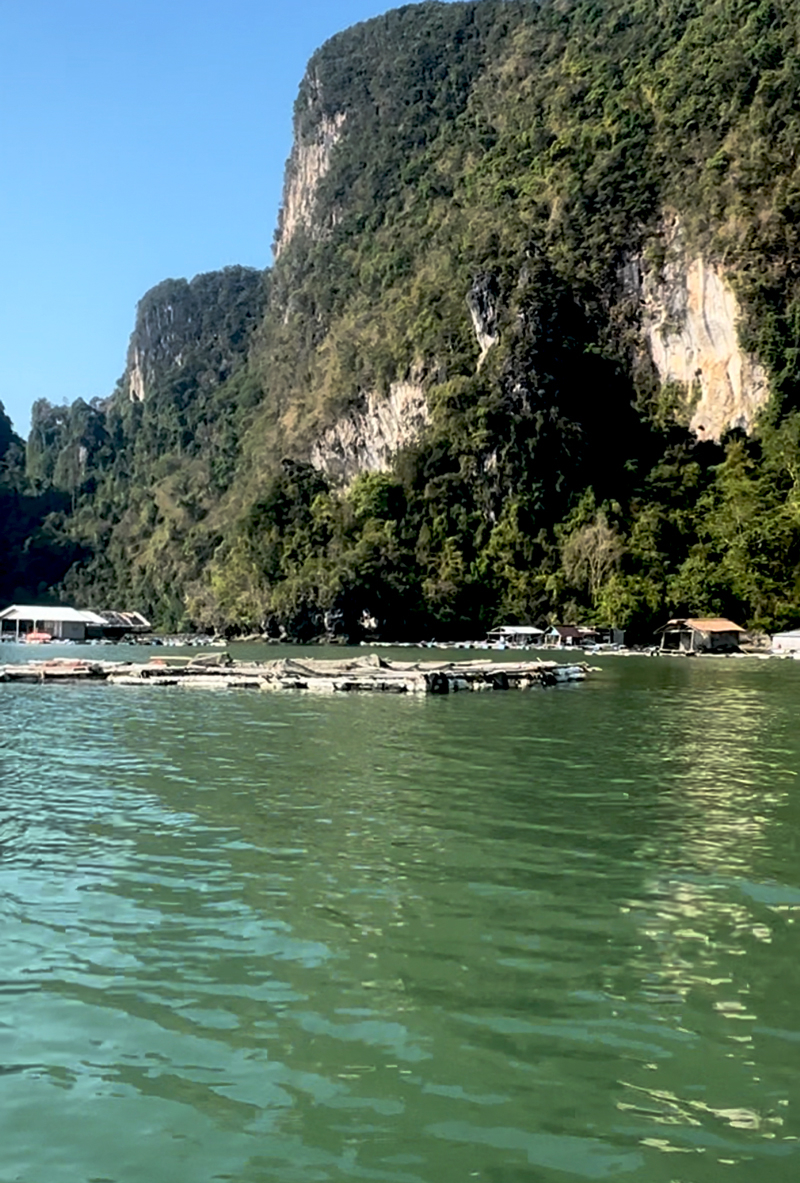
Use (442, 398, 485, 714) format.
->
(0, 0, 418, 436)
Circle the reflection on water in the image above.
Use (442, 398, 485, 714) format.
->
(608, 671, 800, 1171)
(0, 648, 799, 1182)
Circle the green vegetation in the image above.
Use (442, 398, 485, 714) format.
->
(0, 401, 87, 605)
(8, 0, 800, 639)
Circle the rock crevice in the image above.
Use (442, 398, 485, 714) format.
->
(467, 274, 500, 367)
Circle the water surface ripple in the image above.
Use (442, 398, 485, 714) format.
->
(1, 645, 799, 1181)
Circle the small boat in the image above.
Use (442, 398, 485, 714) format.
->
(23, 630, 53, 643)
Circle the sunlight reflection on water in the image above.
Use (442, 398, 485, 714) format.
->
(0, 650, 799, 1181)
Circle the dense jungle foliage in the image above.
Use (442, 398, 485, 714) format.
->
(0, 402, 87, 605)
(7, 0, 800, 639)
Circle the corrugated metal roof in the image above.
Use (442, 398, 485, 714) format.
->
(0, 604, 107, 624)
(99, 610, 152, 629)
(659, 617, 744, 633)
(489, 625, 545, 636)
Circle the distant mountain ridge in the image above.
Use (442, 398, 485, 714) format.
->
(8, 0, 800, 639)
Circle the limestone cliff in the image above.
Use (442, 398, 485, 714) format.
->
(310, 382, 429, 483)
(626, 232, 770, 440)
(127, 279, 193, 403)
(126, 267, 265, 403)
(273, 73, 346, 259)
(35, 0, 800, 639)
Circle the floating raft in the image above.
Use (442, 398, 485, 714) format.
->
(0, 652, 592, 694)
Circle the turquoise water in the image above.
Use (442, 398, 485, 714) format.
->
(1, 644, 799, 1181)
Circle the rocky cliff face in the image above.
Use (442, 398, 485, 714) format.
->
(127, 279, 194, 403)
(36, 0, 800, 639)
(273, 74, 346, 259)
(626, 231, 770, 440)
(125, 267, 265, 403)
(310, 382, 429, 484)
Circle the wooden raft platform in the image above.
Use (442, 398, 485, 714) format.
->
(0, 653, 591, 693)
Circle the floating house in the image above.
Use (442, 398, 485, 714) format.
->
(96, 610, 152, 639)
(486, 625, 546, 647)
(771, 629, 800, 654)
(0, 604, 108, 642)
(544, 625, 599, 647)
(546, 624, 584, 643)
(591, 626, 626, 647)
(657, 617, 745, 653)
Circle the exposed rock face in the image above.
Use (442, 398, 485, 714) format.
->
(127, 282, 191, 402)
(629, 238, 769, 440)
(310, 382, 430, 483)
(274, 87, 346, 259)
(128, 347, 147, 404)
(467, 274, 500, 367)
(126, 268, 265, 402)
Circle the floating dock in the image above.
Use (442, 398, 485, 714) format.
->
(0, 653, 591, 693)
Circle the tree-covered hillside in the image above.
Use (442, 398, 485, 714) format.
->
(10, 0, 800, 639)
(0, 401, 87, 605)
